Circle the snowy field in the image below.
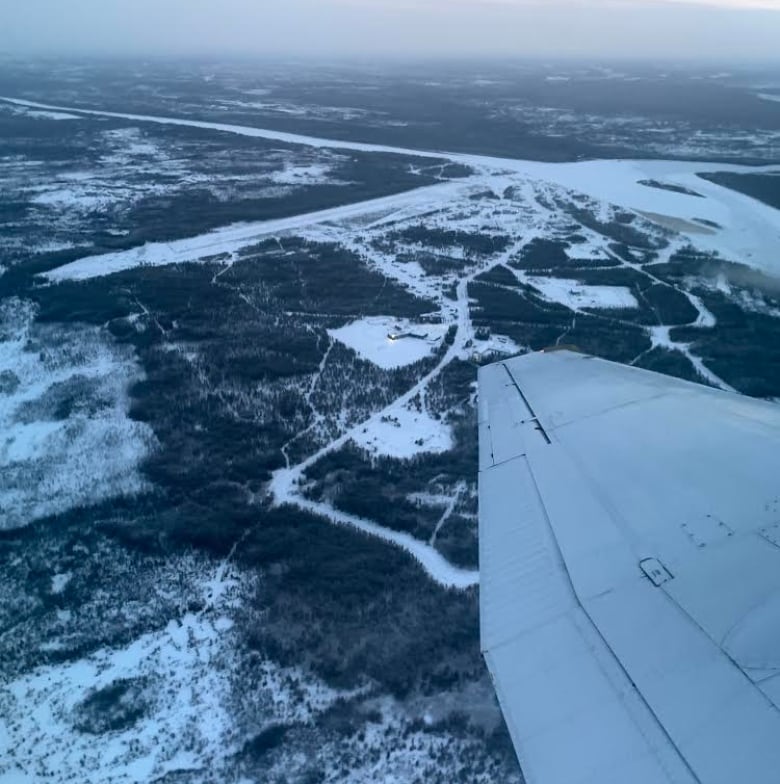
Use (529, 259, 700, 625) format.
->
(0, 611, 239, 782)
(0, 299, 156, 530)
(328, 317, 447, 369)
(352, 400, 453, 458)
(269, 160, 346, 186)
(23, 109, 80, 121)
(523, 158, 780, 274)
(524, 277, 639, 310)
(0, 558, 370, 784)
(0, 100, 368, 265)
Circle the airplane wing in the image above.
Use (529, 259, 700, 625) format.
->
(478, 350, 780, 784)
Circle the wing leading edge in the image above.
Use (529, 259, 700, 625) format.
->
(478, 350, 780, 784)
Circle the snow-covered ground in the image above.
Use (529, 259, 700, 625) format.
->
(12, 81, 778, 784)
(1, 101, 80, 121)
(50, 572, 73, 594)
(524, 276, 639, 310)
(5, 93, 767, 586)
(23, 109, 80, 121)
(0, 553, 363, 784)
(269, 161, 344, 186)
(0, 611, 238, 783)
(471, 333, 522, 359)
(30, 186, 121, 212)
(0, 299, 156, 530)
(0, 556, 500, 783)
(3, 96, 777, 280)
(44, 180, 465, 282)
(352, 400, 453, 458)
(328, 317, 447, 369)
(40, 156, 780, 286)
(1, 112, 358, 256)
(526, 159, 780, 275)
(270, 236, 529, 589)
(2, 92, 774, 590)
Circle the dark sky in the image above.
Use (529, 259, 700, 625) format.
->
(2, 0, 779, 61)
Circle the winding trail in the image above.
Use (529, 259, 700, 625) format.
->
(291, 496, 478, 590)
(602, 243, 735, 391)
(430, 482, 466, 547)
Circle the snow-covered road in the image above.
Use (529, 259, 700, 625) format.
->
(287, 496, 479, 590)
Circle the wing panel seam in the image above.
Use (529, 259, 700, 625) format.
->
(520, 454, 703, 784)
(500, 362, 552, 444)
